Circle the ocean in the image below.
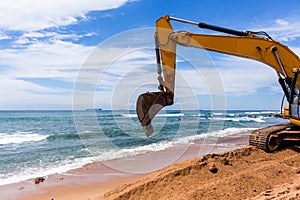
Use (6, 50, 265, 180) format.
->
(0, 110, 287, 186)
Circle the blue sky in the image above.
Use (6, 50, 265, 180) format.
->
(1, 0, 300, 110)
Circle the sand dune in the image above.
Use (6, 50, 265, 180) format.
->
(102, 146, 300, 200)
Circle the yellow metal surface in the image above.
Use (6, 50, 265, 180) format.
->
(290, 118, 300, 126)
(156, 16, 176, 96)
(283, 104, 289, 117)
(174, 32, 300, 84)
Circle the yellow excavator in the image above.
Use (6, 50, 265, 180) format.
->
(136, 15, 300, 152)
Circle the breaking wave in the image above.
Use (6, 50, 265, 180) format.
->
(121, 113, 184, 118)
(0, 132, 48, 145)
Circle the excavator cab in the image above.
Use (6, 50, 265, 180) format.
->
(288, 69, 300, 123)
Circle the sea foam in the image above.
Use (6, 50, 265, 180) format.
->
(0, 132, 48, 145)
(121, 113, 184, 118)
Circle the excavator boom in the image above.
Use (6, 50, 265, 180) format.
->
(136, 15, 300, 151)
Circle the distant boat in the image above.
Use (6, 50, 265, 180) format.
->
(86, 108, 102, 111)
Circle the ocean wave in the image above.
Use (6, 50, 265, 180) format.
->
(97, 127, 257, 161)
(120, 114, 138, 118)
(46, 131, 102, 141)
(193, 127, 257, 139)
(227, 113, 235, 117)
(212, 112, 224, 116)
(106, 127, 256, 159)
(0, 132, 48, 145)
(47, 132, 80, 140)
(0, 156, 95, 186)
(74, 127, 256, 163)
(208, 116, 266, 123)
(244, 111, 278, 115)
(121, 113, 184, 118)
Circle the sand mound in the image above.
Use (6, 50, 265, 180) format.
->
(102, 146, 300, 200)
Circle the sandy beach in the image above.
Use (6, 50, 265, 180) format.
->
(2, 131, 300, 200)
(103, 146, 300, 200)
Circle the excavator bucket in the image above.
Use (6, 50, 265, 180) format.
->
(136, 92, 168, 137)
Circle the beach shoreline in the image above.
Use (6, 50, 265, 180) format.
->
(2, 131, 251, 200)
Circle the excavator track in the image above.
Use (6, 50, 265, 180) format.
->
(249, 123, 295, 152)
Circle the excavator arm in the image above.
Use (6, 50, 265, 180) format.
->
(136, 15, 300, 137)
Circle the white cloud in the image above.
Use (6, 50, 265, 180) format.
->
(0, 39, 96, 109)
(0, 76, 72, 110)
(13, 31, 96, 46)
(215, 56, 279, 95)
(14, 38, 31, 45)
(0, 40, 157, 109)
(0, 0, 132, 31)
(89, 52, 281, 109)
(177, 56, 279, 96)
(0, 33, 11, 40)
(290, 47, 300, 57)
(0, 40, 94, 80)
(74, 48, 157, 109)
(0, 26, 155, 110)
(0, 43, 283, 110)
(257, 18, 300, 42)
(276, 19, 289, 26)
